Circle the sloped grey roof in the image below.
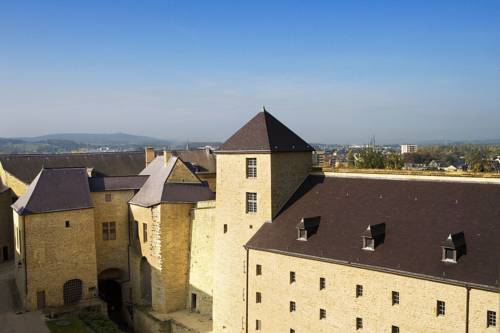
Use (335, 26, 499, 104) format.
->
(0, 152, 146, 184)
(247, 175, 500, 289)
(219, 111, 313, 152)
(141, 149, 216, 175)
(12, 168, 93, 215)
(131, 157, 214, 207)
(88, 176, 148, 192)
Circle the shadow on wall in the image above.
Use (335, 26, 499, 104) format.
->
(187, 285, 213, 318)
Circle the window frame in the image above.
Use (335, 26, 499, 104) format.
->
(102, 221, 116, 241)
(356, 317, 363, 330)
(320, 277, 326, 290)
(356, 284, 363, 298)
(319, 308, 326, 320)
(246, 192, 257, 213)
(392, 291, 400, 305)
(104, 193, 112, 202)
(289, 301, 296, 312)
(437, 300, 446, 316)
(290, 271, 296, 284)
(487, 310, 496, 327)
(256, 292, 262, 303)
(256, 264, 262, 276)
(246, 158, 257, 178)
(391, 325, 400, 333)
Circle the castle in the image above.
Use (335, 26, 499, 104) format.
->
(0, 111, 498, 333)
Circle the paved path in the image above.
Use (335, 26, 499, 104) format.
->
(0, 260, 50, 333)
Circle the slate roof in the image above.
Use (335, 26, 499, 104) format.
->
(0, 152, 146, 184)
(88, 176, 148, 192)
(131, 157, 214, 207)
(247, 175, 500, 289)
(218, 111, 314, 152)
(141, 150, 216, 175)
(12, 168, 93, 215)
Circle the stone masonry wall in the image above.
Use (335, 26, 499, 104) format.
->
(92, 190, 135, 276)
(23, 209, 98, 311)
(248, 249, 499, 333)
(187, 200, 216, 317)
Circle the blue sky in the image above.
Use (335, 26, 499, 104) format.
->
(0, 1, 499, 143)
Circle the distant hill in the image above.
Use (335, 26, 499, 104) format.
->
(19, 133, 171, 145)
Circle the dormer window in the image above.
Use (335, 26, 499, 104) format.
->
(441, 232, 466, 263)
(361, 223, 385, 251)
(296, 216, 320, 241)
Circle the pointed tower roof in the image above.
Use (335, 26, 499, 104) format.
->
(219, 110, 313, 152)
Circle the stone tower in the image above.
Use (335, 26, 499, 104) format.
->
(213, 110, 313, 332)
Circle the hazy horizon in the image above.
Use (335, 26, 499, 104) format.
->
(1, 1, 499, 143)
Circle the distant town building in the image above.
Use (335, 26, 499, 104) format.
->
(312, 150, 326, 166)
(401, 144, 418, 154)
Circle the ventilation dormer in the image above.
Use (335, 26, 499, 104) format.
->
(297, 216, 320, 241)
(362, 223, 386, 251)
(441, 232, 466, 263)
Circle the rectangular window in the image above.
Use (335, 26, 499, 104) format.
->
(223, 224, 228, 234)
(487, 310, 496, 327)
(134, 221, 139, 240)
(444, 248, 455, 261)
(109, 222, 116, 240)
(246, 158, 257, 178)
(255, 320, 261, 330)
(105, 193, 112, 202)
(437, 300, 445, 316)
(290, 330, 295, 333)
(290, 301, 296, 312)
(392, 291, 399, 305)
(391, 326, 400, 333)
(102, 222, 116, 241)
(356, 284, 363, 298)
(290, 271, 296, 284)
(256, 292, 261, 303)
(320, 308, 326, 320)
(246, 192, 257, 213)
(65, 220, 70, 228)
(256, 264, 262, 276)
(356, 317, 363, 330)
(320, 277, 326, 290)
(102, 222, 109, 241)
(143, 223, 148, 243)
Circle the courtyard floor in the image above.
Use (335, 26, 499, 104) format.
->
(0, 260, 50, 333)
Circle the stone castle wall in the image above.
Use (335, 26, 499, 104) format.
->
(247, 249, 499, 333)
(22, 209, 98, 311)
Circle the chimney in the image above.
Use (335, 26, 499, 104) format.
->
(164, 150, 175, 166)
(145, 147, 155, 166)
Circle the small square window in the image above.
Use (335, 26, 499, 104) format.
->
(223, 224, 228, 233)
(487, 310, 496, 327)
(246, 158, 257, 178)
(290, 271, 296, 284)
(392, 291, 400, 305)
(356, 284, 363, 298)
(256, 292, 261, 303)
(256, 264, 262, 276)
(320, 277, 326, 290)
(246, 192, 257, 213)
(290, 301, 296, 312)
(391, 325, 400, 333)
(255, 319, 261, 330)
(437, 300, 445, 316)
(356, 317, 363, 330)
(320, 308, 326, 320)
(105, 193, 112, 202)
(65, 221, 70, 228)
